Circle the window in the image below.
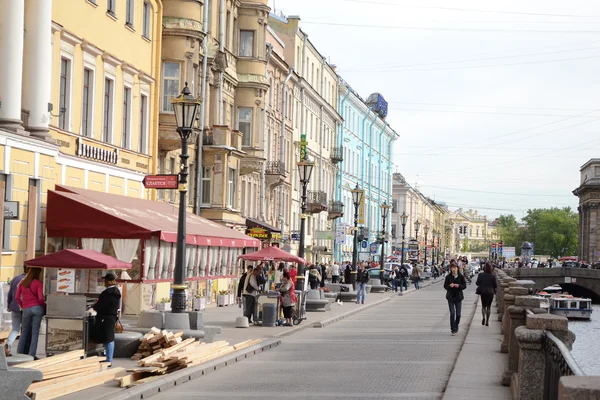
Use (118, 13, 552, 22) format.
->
(1, 174, 11, 251)
(122, 87, 131, 148)
(391, 224, 397, 239)
(227, 168, 236, 209)
(202, 167, 211, 206)
(139, 94, 148, 153)
(126, 0, 134, 26)
(225, 11, 231, 48)
(59, 57, 71, 130)
(162, 62, 180, 112)
(81, 68, 93, 136)
(237, 107, 252, 147)
(102, 78, 114, 143)
(107, 0, 116, 15)
(239, 30, 254, 57)
(143, 1, 151, 38)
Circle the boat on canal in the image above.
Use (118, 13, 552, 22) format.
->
(549, 296, 593, 320)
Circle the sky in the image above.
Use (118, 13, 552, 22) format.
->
(268, 0, 600, 220)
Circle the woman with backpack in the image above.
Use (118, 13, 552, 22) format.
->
(308, 265, 321, 289)
(411, 264, 421, 290)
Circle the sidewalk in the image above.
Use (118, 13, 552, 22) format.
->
(442, 296, 512, 400)
(53, 278, 442, 400)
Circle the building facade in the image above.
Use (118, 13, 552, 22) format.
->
(447, 208, 495, 255)
(573, 158, 600, 264)
(0, 0, 162, 280)
(336, 82, 398, 262)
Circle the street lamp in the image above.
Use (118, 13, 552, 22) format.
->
(170, 83, 201, 313)
(431, 230, 436, 267)
(379, 202, 392, 283)
(351, 184, 364, 288)
(296, 158, 315, 291)
(424, 224, 429, 267)
(400, 212, 408, 265)
(414, 219, 421, 261)
(436, 230, 441, 265)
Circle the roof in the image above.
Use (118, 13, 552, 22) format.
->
(46, 186, 259, 248)
(24, 249, 132, 270)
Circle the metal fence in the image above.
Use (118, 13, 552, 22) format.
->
(542, 331, 585, 400)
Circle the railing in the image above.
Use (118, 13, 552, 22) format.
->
(202, 133, 214, 145)
(330, 147, 343, 163)
(307, 190, 327, 206)
(265, 161, 285, 176)
(543, 331, 585, 400)
(329, 201, 344, 214)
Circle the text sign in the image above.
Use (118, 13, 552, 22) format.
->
(4, 201, 19, 220)
(143, 174, 179, 189)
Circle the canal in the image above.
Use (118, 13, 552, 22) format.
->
(569, 304, 600, 375)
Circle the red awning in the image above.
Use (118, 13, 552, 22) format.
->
(46, 185, 259, 248)
(24, 249, 132, 270)
(238, 246, 306, 263)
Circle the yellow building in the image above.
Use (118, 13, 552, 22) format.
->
(0, 0, 162, 280)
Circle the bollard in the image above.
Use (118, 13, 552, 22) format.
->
(559, 376, 600, 400)
(502, 286, 529, 348)
(497, 282, 509, 321)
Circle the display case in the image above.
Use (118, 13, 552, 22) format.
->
(45, 316, 101, 357)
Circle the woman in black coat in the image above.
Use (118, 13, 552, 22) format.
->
(444, 261, 467, 335)
(476, 262, 497, 326)
(92, 273, 121, 364)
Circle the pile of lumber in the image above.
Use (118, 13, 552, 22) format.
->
(131, 327, 184, 360)
(17, 350, 126, 400)
(118, 337, 262, 387)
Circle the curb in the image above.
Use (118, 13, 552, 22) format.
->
(101, 338, 282, 400)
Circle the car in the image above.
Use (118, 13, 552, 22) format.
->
(368, 267, 392, 283)
(385, 262, 413, 276)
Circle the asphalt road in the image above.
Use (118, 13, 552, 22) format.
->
(152, 281, 477, 400)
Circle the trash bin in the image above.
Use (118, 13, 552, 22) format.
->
(262, 303, 278, 327)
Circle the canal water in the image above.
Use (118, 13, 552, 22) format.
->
(568, 304, 600, 375)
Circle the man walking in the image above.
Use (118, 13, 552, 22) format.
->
(356, 264, 369, 304)
(5, 267, 27, 356)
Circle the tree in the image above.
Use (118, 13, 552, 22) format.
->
(521, 208, 578, 258)
(496, 214, 523, 253)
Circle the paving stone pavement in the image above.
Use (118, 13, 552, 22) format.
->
(151, 281, 478, 400)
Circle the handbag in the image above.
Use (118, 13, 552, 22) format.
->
(115, 318, 124, 333)
(475, 287, 481, 295)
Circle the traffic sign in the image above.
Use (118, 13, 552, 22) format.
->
(143, 174, 179, 189)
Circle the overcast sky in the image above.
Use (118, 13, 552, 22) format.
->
(268, 0, 600, 220)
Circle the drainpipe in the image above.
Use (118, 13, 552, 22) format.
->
(218, 0, 225, 124)
(260, 43, 273, 221)
(387, 131, 396, 205)
(335, 85, 351, 263)
(279, 68, 294, 235)
(194, 0, 209, 215)
(366, 114, 377, 240)
(377, 122, 388, 234)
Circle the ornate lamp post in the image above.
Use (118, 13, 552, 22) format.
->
(424, 224, 429, 267)
(170, 83, 201, 313)
(296, 158, 315, 291)
(379, 202, 392, 282)
(400, 212, 408, 265)
(351, 184, 364, 288)
(414, 219, 421, 261)
(431, 230, 436, 267)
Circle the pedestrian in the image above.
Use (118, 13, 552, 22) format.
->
(289, 264, 297, 286)
(411, 264, 421, 290)
(391, 266, 400, 292)
(476, 262, 497, 326)
(444, 261, 467, 335)
(399, 265, 409, 291)
(16, 267, 45, 359)
(344, 263, 351, 284)
(278, 271, 296, 326)
(331, 262, 340, 283)
(356, 264, 369, 304)
(320, 263, 327, 288)
(91, 273, 121, 365)
(5, 267, 27, 357)
(242, 267, 261, 324)
(275, 262, 284, 287)
(237, 265, 253, 311)
(308, 264, 321, 290)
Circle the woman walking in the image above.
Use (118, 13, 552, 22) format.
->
(444, 261, 467, 335)
(16, 267, 45, 358)
(279, 271, 296, 326)
(411, 264, 421, 290)
(476, 262, 497, 326)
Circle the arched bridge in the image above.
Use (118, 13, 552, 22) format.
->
(506, 267, 600, 300)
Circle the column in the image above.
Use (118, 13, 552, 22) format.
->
(0, 0, 25, 131)
(22, 0, 54, 141)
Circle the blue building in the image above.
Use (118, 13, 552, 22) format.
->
(334, 79, 399, 262)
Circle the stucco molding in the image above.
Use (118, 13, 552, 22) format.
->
(61, 30, 83, 46)
(81, 40, 103, 58)
(121, 63, 140, 76)
(102, 52, 122, 67)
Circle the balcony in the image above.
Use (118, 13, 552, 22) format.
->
(328, 201, 344, 220)
(331, 147, 343, 164)
(265, 160, 286, 187)
(306, 191, 328, 214)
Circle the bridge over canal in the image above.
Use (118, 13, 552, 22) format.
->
(506, 267, 600, 300)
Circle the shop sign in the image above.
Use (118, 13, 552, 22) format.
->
(246, 227, 270, 240)
(143, 174, 179, 189)
(271, 232, 282, 241)
(315, 231, 335, 240)
(57, 268, 75, 293)
(3, 201, 19, 220)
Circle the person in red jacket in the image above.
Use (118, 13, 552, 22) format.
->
(16, 267, 45, 359)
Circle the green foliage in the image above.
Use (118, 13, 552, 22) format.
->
(496, 208, 578, 258)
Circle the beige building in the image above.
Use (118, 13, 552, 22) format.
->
(267, 14, 342, 263)
(448, 208, 495, 255)
(573, 158, 600, 264)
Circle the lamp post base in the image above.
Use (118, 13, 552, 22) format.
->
(171, 288, 187, 313)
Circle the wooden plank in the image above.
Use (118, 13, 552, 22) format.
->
(16, 350, 84, 370)
(27, 369, 94, 392)
(137, 338, 195, 365)
(233, 339, 262, 351)
(39, 356, 101, 373)
(29, 367, 126, 400)
(117, 372, 145, 388)
(150, 327, 161, 334)
(42, 364, 102, 380)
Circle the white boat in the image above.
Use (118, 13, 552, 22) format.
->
(550, 296, 593, 320)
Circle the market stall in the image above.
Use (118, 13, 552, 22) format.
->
(24, 249, 132, 357)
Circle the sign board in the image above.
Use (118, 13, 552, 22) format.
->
(335, 224, 346, 245)
(595, 251, 600, 257)
(143, 174, 178, 189)
(370, 242, 378, 254)
(291, 232, 300, 240)
(3, 201, 19, 220)
(358, 190, 365, 224)
(315, 231, 335, 240)
(359, 252, 370, 262)
(56, 268, 75, 293)
(245, 227, 270, 240)
(503, 247, 516, 258)
(299, 134, 308, 160)
(282, 244, 292, 252)
(361, 240, 368, 249)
